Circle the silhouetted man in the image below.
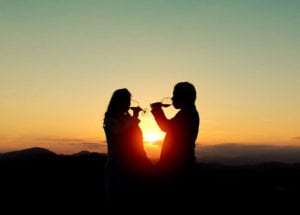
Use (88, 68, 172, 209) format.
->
(151, 82, 200, 197)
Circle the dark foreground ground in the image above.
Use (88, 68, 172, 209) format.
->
(1, 147, 300, 213)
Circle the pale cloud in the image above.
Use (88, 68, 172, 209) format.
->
(33, 137, 107, 154)
(68, 141, 106, 150)
(36, 138, 86, 142)
(196, 143, 300, 165)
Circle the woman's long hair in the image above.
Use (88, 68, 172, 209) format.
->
(103, 88, 131, 126)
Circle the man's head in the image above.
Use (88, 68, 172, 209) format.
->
(172, 82, 197, 109)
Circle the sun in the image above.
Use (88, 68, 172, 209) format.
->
(143, 131, 164, 144)
(139, 116, 165, 144)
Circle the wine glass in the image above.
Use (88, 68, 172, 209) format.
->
(160, 97, 172, 107)
(129, 99, 148, 115)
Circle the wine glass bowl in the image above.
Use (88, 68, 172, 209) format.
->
(130, 106, 148, 114)
(130, 99, 148, 115)
(161, 97, 172, 107)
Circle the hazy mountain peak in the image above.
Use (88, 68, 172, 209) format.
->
(0, 147, 56, 161)
(71, 150, 91, 156)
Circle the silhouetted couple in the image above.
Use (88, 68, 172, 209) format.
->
(103, 82, 200, 207)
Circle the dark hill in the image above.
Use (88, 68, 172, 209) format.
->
(0, 147, 299, 213)
(0, 147, 56, 161)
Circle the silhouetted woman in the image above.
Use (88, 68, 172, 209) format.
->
(103, 88, 153, 205)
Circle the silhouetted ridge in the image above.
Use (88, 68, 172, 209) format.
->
(0, 147, 57, 161)
(0, 147, 299, 212)
(0, 147, 107, 213)
(71, 150, 92, 156)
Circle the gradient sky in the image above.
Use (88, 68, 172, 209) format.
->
(1, 0, 299, 156)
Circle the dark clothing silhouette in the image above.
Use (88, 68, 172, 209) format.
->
(151, 82, 200, 196)
(103, 88, 153, 206)
(152, 105, 199, 174)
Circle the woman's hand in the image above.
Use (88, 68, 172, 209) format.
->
(131, 106, 143, 118)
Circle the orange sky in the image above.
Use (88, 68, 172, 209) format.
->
(1, 1, 300, 156)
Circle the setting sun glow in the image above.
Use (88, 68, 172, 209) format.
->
(0, 1, 299, 156)
(143, 132, 164, 144)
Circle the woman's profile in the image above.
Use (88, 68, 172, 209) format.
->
(103, 88, 153, 205)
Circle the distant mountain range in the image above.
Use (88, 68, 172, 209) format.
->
(3, 144, 300, 165)
(0, 146, 105, 162)
(0, 147, 56, 160)
(1, 146, 299, 213)
(196, 143, 300, 165)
